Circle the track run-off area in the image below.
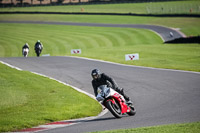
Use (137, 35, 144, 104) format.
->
(0, 21, 199, 133)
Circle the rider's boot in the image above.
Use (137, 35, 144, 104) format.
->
(124, 96, 133, 105)
(116, 87, 133, 105)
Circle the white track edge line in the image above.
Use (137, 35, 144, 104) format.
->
(65, 56, 200, 75)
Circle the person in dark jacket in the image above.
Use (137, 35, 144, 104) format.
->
(34, 40, 43, 57)
(91, 69, 132, 104)
(34, 40, 43, 51)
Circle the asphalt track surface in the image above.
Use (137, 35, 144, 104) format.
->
(1, 56, 200, 133)
(1, 22, 199, 133)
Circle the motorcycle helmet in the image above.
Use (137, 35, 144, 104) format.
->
(91, 69, 101, 80)
(25, 43, 29, 46)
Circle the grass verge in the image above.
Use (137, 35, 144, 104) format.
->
(91, 121, 200, 133)
(0, 62, 102, 132)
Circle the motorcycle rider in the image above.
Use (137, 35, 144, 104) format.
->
(91, 69, 133, 105)
(22, 43, 29, 53)
(34, 40, 43, 56)
(22, 43, 29, 50)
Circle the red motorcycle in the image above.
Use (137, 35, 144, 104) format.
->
(96, 85, 136, 118)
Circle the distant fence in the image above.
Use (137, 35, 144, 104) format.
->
(146, 1, 200, 14)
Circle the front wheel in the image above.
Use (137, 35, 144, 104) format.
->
(106, 100, 122, 118)
(23, 52, 27, 57)
(127, 105, 136, 116)
(36, 50, 41, 57)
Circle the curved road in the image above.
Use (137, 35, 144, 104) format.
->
(0, 56, 200, 133)
(0, 21, 185, 42)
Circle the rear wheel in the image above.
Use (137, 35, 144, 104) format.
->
(106, 100, 122, 118)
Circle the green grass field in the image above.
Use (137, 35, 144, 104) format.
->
(0, 23, 163, 56)
(0, 22, 200, 72)
(0, 62, 102, 132)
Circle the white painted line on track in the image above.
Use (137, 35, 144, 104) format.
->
(0, 61, 22, 71)
(0, 61, 108, 133)
(148, 29, 165, 42)
(31, 71, 96, 99)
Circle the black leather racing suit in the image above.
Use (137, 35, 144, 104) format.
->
(91, 73, 130, 101)
(34, 42, 43, 51)
(22, 45, 29, 50)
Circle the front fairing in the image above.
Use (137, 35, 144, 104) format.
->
(23, 48, 29, 52)
(96, 85, 111, 102)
